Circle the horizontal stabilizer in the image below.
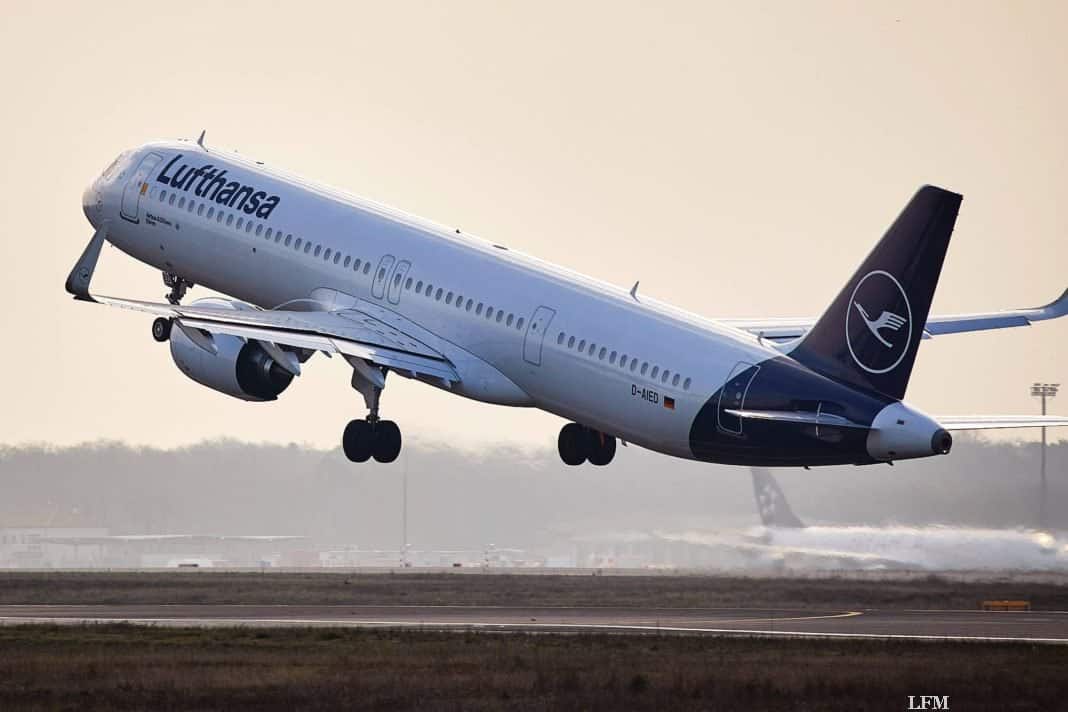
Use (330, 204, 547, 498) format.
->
(722, 287, 1068, 342)
(936, 415, 1068, 431)
(724, 409, 868, 429)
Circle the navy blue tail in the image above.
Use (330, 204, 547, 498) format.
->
(790, 185, 962, 400)
(752, 469, 805, 528)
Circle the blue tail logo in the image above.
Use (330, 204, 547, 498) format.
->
(845, 270, 913, 375)
(853, 302, 907, 348)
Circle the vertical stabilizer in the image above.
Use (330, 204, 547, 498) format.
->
(790, 186, 962, 400)
(752, 468, 805, 528)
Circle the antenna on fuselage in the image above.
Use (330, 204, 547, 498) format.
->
(629, 281, 640, 302)
(196, 130, 206, 148)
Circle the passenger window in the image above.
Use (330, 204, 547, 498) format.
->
(227, 214, 234, 226)
(236, 217, 244, 230)
(354, 259, 362, 271)
(662, 370, 670, 383)
(610, 351, 617, 364)
(395, 273, 402, 286)
(285, 234, 293, 246)
(496, 311, 503, 323)
(578, 339, 586, 351)
(205, 206, 213, 218)
(169, 194, 176, 205)
(160, 190, 167, 202)
(304, 242, 312, 254)
(245, 221, 253, 233)
(630, 359, 638, 372)
(598, 347, 606, 360)
(314, 245, 322, 257)
(363, 263, 371, 274)
(178, 197, 185, 209)
(465, 299, 473, 311)
(436, 288, 443, 301)
(256, 224, 263, 236)
(641, 362, 648, 375)
(486, 307, 494, 319)
(334, 252, 341, 264)
(516, 317, 524, 330)
(197, 204, 204, 216)
(620, 354, 627, 368)
(446, 292, 453, 305)
(557, 332, 565, 345)
(416, 280, 423, 292)
(589, 343, 596, 355)
(507, 314, 514, 326)
(405, 277, 413, 290)
(265, 227, 272, 239)
(476, 303, 483, 315)
(344, 255, 351, 267)
(683, 377, 691, 390)
(651, 366, 659, 379)
(294, 238, 302, 249)
(568, 336, 575, 348)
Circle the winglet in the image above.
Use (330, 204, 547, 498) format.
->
(1031, 287, 1068, 320)
(65, 226, 107, 302)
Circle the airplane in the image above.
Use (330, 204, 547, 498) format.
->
(727, 468, 1068, 570)
(68, 134, 1068, 468)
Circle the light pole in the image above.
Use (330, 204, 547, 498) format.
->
(1031, 382, 1059, 530)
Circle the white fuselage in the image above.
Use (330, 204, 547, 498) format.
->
(86, 141, 780, 459)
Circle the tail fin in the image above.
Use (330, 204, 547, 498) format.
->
(791, 185, 962, 400)
(752, 468, 804, 528)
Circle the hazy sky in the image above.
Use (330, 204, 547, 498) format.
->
(2, 1, 1066, 450)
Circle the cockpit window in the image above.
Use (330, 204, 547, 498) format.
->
(101, 152, 128, 180)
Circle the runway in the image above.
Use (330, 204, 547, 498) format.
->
(2, 605, 1067, 643)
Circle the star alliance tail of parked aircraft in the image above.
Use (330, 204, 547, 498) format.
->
(69, 134, 1068, 468)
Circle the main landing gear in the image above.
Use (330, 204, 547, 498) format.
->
(558, 422, 616, 466)
(342, 357, 403, 464)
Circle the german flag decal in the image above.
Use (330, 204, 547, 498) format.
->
(663, 396, 676, 410)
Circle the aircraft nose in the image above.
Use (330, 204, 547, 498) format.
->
(82, 180, 101, 226)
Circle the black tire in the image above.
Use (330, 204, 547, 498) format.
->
(558, 423, 587, 466)
(587, 430, 616, 466)
(152, 317, 172, 343)
(342, 419, 373, 463)
(372, 420, 402, 463)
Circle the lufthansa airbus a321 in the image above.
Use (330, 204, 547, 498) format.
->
(69, 135, 1068, 467)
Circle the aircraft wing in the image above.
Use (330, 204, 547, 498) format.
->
(65, 227, 458, 382)
(93, 294, 460, 383)
(719, 287, 1068, 343)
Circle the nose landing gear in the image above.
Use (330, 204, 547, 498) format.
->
(342, 357, 403, 464)
(558, 423, 616, 466)
(163, 272, 194, 305)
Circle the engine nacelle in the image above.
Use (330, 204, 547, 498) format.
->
(168, 300, 294, 402)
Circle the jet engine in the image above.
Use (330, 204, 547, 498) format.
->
(167, 299, 295, 402)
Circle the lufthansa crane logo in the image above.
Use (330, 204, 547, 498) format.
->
(845, 270, 912, 374)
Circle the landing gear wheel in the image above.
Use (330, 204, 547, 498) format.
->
(151, 317, 172, 343)
(372, 420, 402, 463)
(342, 419, 374, 463)
(587, 430, 617, 466)
(558, 423, 587, 466)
